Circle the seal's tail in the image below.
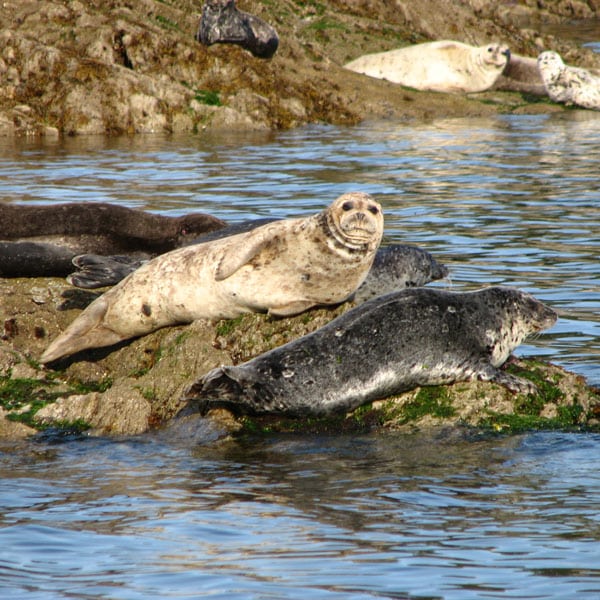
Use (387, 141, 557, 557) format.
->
(183, 365, 259, 415)
(67, 254, 144, 289)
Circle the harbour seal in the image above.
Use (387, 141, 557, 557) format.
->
(344, 41, 510, 93)
(537, 51, 600, 110)
(67, 221, 448, 299)
(185, 286, 557, 417)
(492, 54, 547, 96)
(0, 203, 225, 277)
(197, 0, 279, 59)
(40, 192, 383, 364)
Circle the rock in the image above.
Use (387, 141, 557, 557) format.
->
(1, 277, 599, 439)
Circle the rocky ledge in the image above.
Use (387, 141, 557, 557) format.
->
(1, 277, 598, 440)
(2, 0, 600, 136)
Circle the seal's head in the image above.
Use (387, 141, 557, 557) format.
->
(537, 51, 565, 82)
(325, 192, 383, 252)
(481, 43, 511, 69)
(484, 287, 557, 367)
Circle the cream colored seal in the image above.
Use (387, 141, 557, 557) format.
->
(344, 41, 510, 93)
(538, 51, 600, 111)
(40, 192, 384, 364)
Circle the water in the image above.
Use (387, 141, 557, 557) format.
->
(1, 113, 600, 598)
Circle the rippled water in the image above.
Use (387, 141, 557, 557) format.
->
(1, 113, 600, 598)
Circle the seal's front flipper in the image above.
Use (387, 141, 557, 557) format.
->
(214, 226, 274, 281)
(477, 363, 538, 395)
(268, 300, 317, 317)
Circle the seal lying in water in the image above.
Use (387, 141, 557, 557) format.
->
(197, 0, 279, 59)
(538, 51, 600, 111)
(185, 287, 557, 417)
(344, 41, 510, 93)
(40, 192, 384, 364)
(0, 202, 225, 277)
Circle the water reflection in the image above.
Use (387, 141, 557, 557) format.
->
(1, 431, 600, 599)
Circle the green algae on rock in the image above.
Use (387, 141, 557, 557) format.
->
(1, 276, 599, 439)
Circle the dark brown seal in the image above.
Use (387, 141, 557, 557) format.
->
(185, 286, 557, 417)
(197, 0, 279, 59)
(0, 202, 225, 277)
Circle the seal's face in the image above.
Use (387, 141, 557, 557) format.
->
(538, 51, 564, 81)
(327, 192, 383, 251)
(482, 43, 511, 69)
(487, 287, 557, 366)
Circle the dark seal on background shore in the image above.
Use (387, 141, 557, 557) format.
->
(186, 286, 557, 417)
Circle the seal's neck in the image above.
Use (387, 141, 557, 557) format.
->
(316, 210, 372, 256)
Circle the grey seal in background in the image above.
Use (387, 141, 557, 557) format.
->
(538, 51, 600, 110)
(197, 0, 279, 59)
(186, 287, 557, 417)
(41, 193, 383, 364)
(344, 41, 510, 93)
(0, 203, 225, 277)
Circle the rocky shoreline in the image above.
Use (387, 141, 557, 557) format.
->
(2, 1, 600, 136)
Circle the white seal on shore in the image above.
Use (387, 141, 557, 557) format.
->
(40, 193, 384, 364)
(344, 41, 510, 93)
(538, 51, 600, 110)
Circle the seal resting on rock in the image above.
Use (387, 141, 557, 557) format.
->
(185, 287, 557, 417)
(40, 192, 384, 364)
(537, 51, 600, 110)
(197, 0, 279, 59)
(67, 220, 448, 300)
(344, 41, 510, 93)
(0, 203, 225, 277)
(492, 54, 547, 96)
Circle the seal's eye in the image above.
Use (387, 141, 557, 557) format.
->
(342, 201, 354, 211)
(368, 205, 379, 215)
(487, 47, 493, 52)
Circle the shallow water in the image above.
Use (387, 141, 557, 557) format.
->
(1, 113, 600, 598)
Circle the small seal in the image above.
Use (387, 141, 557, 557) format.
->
(186, 286, 557, 417)
(40, 192, 384, 364)
(354, 244, 448, 303)
(492, 54, 547, 96)
(344, 41, 510, 93)
(0, 203, 225, 277)
(197, 0, 279, 59)
(537, 51, 600, 110)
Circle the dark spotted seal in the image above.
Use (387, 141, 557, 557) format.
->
(185, 286, 557, 417)
(40, 192, 384, 364)
(197, 0, 279, 59)
(0, 202, 225, 277)
(538, 51, 600, 110)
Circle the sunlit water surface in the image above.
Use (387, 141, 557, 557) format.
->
(0, 113, 599, 598)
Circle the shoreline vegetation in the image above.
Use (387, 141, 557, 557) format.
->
(1, 1, 600, 438)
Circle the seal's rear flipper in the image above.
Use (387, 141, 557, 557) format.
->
(40, 297, 124, 364)
(68, 254, 145, 289)
(183, 365, 258, 415)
